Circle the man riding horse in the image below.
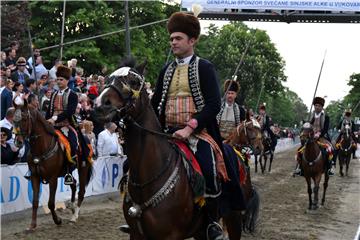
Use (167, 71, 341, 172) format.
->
(45, 65, 80, 184)
(257, 104, 277, 151)
(294, 97, 335, 176)
(150, 11, 229, 240)
(335, 108, 357, 159)
(217, 79, 246, 140)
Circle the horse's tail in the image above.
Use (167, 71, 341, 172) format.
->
(85, 164, 94, 186)
(243, 186, 260, 233)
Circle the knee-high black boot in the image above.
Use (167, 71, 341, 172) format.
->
(205, 198, 226, 240)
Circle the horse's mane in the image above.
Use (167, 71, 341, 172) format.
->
(29, 106, 56, 136)
(118, 56, 136, 68)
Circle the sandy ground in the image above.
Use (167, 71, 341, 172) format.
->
(1, 146, 359, 240)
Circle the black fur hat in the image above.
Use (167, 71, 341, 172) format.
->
(224, 79, 240, 93)
(313, 97, 325, 106)
(167, 12, 200, 39)
(56, 65, 72, 80)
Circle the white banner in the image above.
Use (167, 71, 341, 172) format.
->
(182, 0, 360, 11)
(0, 156, 126, 215)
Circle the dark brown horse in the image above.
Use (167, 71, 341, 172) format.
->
(337, 123, 355, 177)
(254, 132, 275, 174)
(299, 124, 329, 210)
(94, 63, 260, 240)
(13, 102, 93, 231)
(223, 117, 263, 238)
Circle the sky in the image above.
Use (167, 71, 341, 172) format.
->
(199, 20, 360, 110)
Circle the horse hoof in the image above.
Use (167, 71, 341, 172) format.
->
(25, 226, 36, 233)
(55, 218, 62, 225)
(70, 216, 78, 223)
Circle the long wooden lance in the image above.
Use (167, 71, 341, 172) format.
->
(308, 49, 327, 120)
(222, 29, 257, 103)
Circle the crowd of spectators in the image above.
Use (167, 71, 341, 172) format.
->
(0, 41, 133, 165)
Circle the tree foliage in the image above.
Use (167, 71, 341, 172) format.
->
(2, 2, 312, 127)
(4, 1, 178, 82)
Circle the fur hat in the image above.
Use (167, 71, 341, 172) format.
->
(167, 12, 200, 39)
(312, 97, 325, 106)
(224, 79, 240, 93)
(259, 104, 266, 110)
(344, 108, 352, 115)
(1, 127, 12, 141)
(16, 57, 27, 66)
(56, 65, 72, 80)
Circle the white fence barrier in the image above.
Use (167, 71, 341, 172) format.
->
(0, 156, 126, 215)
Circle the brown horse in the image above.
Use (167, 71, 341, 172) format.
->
(337, 124, 354, 177)
(254, 131, 275, 174)
(13, 102, 93, 231)
(223, 117, 263, 238)
(299, 124, 329, 210)
(94, 63, 261, 240)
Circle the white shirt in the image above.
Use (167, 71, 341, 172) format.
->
(176, 55, 193, 65)
(49, 66, 57, 80)
(97, 129, 123, 157)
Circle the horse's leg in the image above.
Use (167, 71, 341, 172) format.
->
(321, 172, 329, 205)
(48, 178, 62, 225)
(262, 154, 267, 174)
(70, 178, 77, 214)
(27, 176, 41, 231)
(346, 155, 350, 176)
(254, 155, 258, 173)
(339, 155, 344, 177)
(71, 165, 87, 222)
(259, 152, 264, 174)
(268, 152, 273, 172)
(312, 175, 321, 210)
(223, 213, 242, 240)
(305, 177, 312, 210)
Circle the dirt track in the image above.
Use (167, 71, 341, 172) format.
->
(1, 146, 359, 240)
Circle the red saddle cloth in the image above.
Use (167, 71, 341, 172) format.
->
(173, 140, 203, 176)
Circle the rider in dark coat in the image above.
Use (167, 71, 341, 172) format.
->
(294, 97, 335, 176)
(257, 104, 277, 151)
(217, 79, 245, 140)
(45, 65, 79, 184)
(151, 11, 228, 240)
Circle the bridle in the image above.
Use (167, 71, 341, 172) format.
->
(102, 68, 173, 139)
(13, 108, 40, 143)
(235, 120, 260, 153)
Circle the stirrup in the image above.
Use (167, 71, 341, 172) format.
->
(64, 174, 74, 185)
(119, 224, 130, 234)
(207, 222, 226, 240)
(24, 171, 31, 180)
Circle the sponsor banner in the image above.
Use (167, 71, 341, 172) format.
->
(0, 156, 126, 215)
(182, 0, 360, 12)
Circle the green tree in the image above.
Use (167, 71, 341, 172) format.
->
(343, 73, 360, 117)
(2, 1, 178, 82)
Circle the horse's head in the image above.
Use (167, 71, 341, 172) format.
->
(13, 100, 34, 148)
(341, 122, 352, 146)
(300, 122, 314, 145)
(225, 119, 263, 155)
(94, 59, 147, 122)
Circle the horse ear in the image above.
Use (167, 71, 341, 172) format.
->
(135, 59, 147, 76)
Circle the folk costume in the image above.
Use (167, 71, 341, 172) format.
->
(335, 109, 357, 158)
(151, 11, 229, 240)
(294, 97, 335, 176)
(45, 66, 81, 184)
(257, 104, 277, 151)
(217, 80, 245, 140)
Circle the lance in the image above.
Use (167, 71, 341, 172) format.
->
(308, 49, 327, 120)
(222, 29, 257, 103)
